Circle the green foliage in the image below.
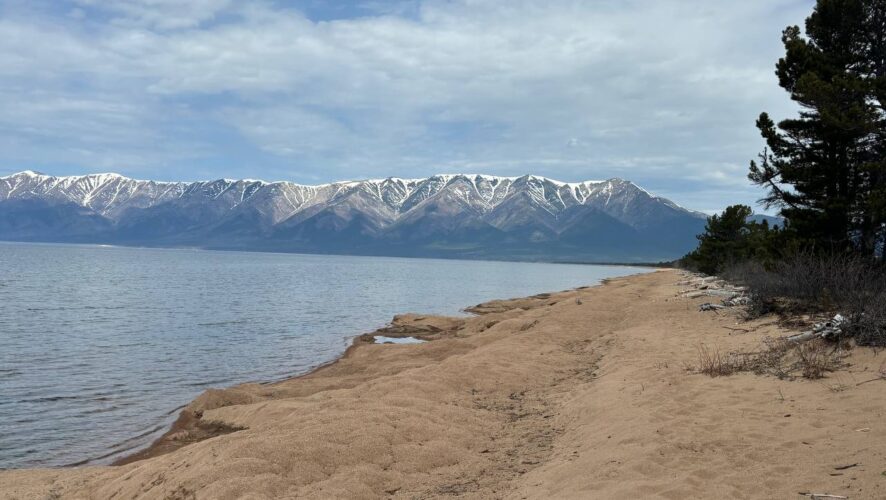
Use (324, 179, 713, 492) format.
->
(749, 0, 886, 256)
(680, 205, 780, 274)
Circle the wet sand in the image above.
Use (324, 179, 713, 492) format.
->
(1, 270, 884, 499)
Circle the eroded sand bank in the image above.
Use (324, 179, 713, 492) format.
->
(2, 270, 884, 499)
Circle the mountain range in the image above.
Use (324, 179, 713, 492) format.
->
(0, 170, 709, 262)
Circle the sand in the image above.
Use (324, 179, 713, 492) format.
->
(1, 270, 884, 499)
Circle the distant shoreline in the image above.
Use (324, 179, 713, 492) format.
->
(0, 238, 671, 267)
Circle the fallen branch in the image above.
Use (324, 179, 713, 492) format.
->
(723, 326, 751, 333)
(699, 303, 727, 312)
(799, 493, 848, 499)
(855, 376, 885, 386)
(787, 330, 827, 343)
(833, 463, 859, 470)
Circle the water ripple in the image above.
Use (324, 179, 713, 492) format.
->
(0, 241, 649, 468)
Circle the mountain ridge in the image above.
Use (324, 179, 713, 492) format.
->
(0, 171, 707, 262)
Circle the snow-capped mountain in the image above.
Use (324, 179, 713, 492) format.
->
(0, 171, 707, 261)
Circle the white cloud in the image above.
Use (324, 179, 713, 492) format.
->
(73, 0, 232, 30)
(0, 0, 814, 211)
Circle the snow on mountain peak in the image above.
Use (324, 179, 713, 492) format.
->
(0, 170, 711, 260)
(0, 170, 700, 221)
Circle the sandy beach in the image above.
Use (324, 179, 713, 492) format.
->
(2, 269, 884, 499)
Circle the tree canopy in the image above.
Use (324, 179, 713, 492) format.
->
(749, 0, 885, 256)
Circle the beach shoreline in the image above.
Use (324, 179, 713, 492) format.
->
(110, 325, 433, 466)
(108, 273, 640, 468)
(111, 278, 595, 467)
(2, 269, 884, 499)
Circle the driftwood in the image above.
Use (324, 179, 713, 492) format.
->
(799, 493, 848, 499)
(678, 273, 755, 314)
(787, 314, 847, 343)
(723, 326, 751, 333)
(680, 289, 746, 299)
(856, 377, 885, 386)
(723, 295, 751, 307)
(699, 303, 727, 311)
(677, 273, 750, 306)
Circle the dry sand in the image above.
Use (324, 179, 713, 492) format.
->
(1, 270, 884, 499)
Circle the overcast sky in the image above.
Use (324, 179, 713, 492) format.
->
(0, 0, 813, 213)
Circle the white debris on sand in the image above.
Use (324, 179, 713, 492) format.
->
(675, 271, 750, 311)
(786, 314, 848, 343)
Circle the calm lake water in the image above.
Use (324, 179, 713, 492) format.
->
(0, 242, 649, 469)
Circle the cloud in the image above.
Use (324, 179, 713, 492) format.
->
(0, 0, 814, 211)
(72, 0, 232, 30)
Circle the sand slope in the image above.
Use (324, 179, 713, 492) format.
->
(2, 270, 884, 499)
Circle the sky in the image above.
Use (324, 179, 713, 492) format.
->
(0, 0, 814, 213)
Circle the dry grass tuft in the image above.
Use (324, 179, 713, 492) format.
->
(692, 338, 846, 380)
(794, 340, 841, 379)
(695, 344, 746, 377)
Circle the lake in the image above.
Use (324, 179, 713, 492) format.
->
(0, 242, 650, 469)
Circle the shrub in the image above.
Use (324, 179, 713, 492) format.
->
(722, 253, 886, 346)
(693, 338, 845, 380)
(695, 344, 744, 377)
(793, 340, 838, 379)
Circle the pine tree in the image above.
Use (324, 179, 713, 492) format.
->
(750, 0, 885, 256)
(682, 205, 778, 274)
(863, 0, 886, 256)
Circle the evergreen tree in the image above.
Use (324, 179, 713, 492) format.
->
(682, 205, 778, 274)
(864, 0, 886, 255)
(749, 0, 885, 256)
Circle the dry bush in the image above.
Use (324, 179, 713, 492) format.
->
(692, 338, 788, 378)
(722, 254, 886, 346)
(693, 338, 845, 380)
(743, 337, 792, 378)
(853, 305, 886, 346)
(695, 344, 747, 377)
(720, 260, 781, 316)
(794, 340, 843, 379)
